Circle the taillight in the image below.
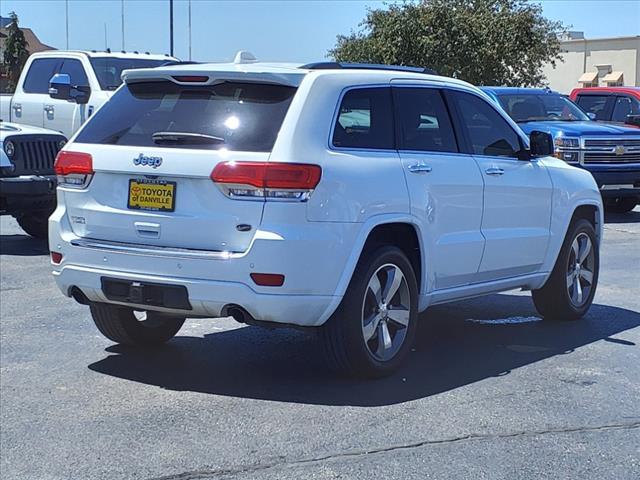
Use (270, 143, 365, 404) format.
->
(54, 151, 94, 189)
(211, 161, 322, 201)
(50, 251, 63, 264)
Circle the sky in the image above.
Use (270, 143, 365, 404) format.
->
(2, 0, 639, 63)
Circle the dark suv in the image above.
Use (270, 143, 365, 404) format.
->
(1, 122, 66, 238)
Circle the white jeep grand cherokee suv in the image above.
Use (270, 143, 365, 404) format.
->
(50, 61, 603, 377)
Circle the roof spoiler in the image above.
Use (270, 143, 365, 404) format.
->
(301, 62, 438, 76)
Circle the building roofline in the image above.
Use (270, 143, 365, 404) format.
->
(562, 34, 640, 43)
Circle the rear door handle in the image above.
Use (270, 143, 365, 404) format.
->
(485, 167, 505, 176)
(44, 105, 55, 113)
(408, 164, 433, 174)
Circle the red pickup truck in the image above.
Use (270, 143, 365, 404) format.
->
(570, 87, 640, 127)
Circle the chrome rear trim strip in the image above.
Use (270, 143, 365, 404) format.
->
(70, 238, 242, 260)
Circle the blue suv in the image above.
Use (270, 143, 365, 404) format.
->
(482, 87, 640, 213)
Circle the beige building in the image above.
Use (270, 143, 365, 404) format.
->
(542, 32, 640, 94)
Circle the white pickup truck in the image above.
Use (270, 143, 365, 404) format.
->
(0, 50, 177, 139)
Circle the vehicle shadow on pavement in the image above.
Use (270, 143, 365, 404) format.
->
(88, 293, 640, 406)
(0, 234, 49, 256)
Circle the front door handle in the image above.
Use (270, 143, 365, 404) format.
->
(44, 105, 55, 113)
(408, 164, 433, 174)
(485, 167, 505, 176)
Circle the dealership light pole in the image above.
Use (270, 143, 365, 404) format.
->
(121, 0, 125, 50)
(188, 0, 192, 61)
(169, 0, 174, 57)
(65, 0, 69, 49)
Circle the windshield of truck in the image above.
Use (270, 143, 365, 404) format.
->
(89, 57, 173, 90)
(497, 93, 590, 123)
(74, 80, 297, 152)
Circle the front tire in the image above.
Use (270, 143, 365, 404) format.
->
(321, 246, 418, 378)
(532, 219, 599, 321)
(90, 303, 185, 346)
(16, 212, 50, 239)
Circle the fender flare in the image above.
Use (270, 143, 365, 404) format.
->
(316, 213, 426, 324)
(537, 198, 603, 290)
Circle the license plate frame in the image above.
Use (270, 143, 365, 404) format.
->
(127, 178, 176, 212)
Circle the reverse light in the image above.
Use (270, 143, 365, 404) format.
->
(54, 151, 94, 189)
(211, 161, 322, 201)
(250, 273, 285, 287)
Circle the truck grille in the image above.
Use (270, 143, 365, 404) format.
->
(4, 134, 64, 176)
(582, 138, 640, 164)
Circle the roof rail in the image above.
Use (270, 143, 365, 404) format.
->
(301, 62, 438, 75)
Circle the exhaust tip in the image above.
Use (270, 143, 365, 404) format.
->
(69, 286, 90, 305)
(222, 305, 252, 324)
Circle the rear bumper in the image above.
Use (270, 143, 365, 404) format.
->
(53, 265, 335, 327)
(0, 175, 56, 214)
(49, 206, 359, 327)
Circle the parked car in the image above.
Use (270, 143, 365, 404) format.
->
(50, 61, 602, 377)
(1, 122, 66, 238)
(482, 87, 640, 213)
(0, 50, 177, 139)
(570, 86, 640, 127)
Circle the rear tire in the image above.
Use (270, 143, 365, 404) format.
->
(604, 196, 638, 214)
(16, 212, 50, 239)
(89, 303, 185, 346)
(532, 219, 599, 321)
(320, 246, 418, 378)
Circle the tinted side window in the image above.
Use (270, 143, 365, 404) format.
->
(60, 59, 89, 86)
(332, 88, 394, 149)
(452, 92, 521, 158)
(612, 96, 640, 122)
(23, 58, 62, 93)
(394, 88, 457, 153)
(576, 95, 611, 120)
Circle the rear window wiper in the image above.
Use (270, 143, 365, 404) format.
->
(152, 131, 225, 145)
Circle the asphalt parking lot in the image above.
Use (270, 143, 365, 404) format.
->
(1, 210, 639, 480)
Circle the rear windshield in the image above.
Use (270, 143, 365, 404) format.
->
(75, 80, 297, 151)
(89, 57, 174, 90)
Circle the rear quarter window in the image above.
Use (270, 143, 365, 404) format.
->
(332, 87, 394, 150)
(75, 81, 297, 152)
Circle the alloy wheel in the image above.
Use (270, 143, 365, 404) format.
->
(566, 232, 595, 307)
(361, 263, 412, 362)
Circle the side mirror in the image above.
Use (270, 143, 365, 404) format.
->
(49, 73, 71, 100)
(529, 131, 554, 157)
(625, 114, 640, 127)
(587, 112, 596, 120)
(48, 73, 91, 105)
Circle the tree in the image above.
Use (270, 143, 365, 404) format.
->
(329, 0, 566, 87)
(2, 12, 29, 92)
